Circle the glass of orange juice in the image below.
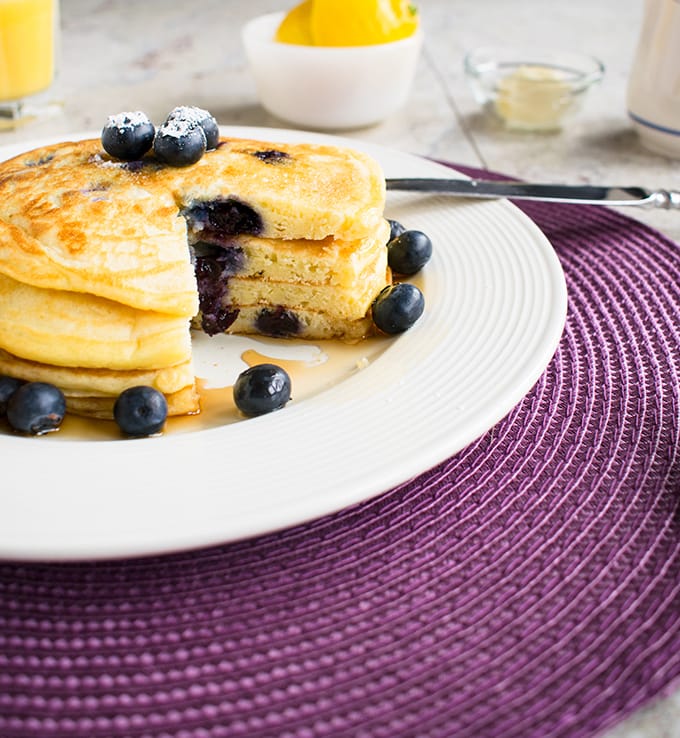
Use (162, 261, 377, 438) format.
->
(0, 0, 60, 128)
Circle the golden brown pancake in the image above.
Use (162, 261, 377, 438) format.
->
(0, 136, 391, 418)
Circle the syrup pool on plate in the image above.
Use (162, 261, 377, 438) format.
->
(53, 333, 393, 441)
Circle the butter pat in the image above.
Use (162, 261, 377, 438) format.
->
(494, 65, 573, 131)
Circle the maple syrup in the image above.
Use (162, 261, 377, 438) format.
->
(39, 334, 392, 442)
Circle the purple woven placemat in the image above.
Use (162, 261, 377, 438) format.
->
(1, 163, 680, 738)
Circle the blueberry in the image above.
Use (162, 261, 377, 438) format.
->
(195, 246, 245, 335)
(166, 106, 220, 149)
(0, 375, 23, 417)
(101, 111, 155, 161)
(113, 386, 168, 437)
(372, 283, 425, 334)
(387, 218, 406, 242)
(6, 382, 66, 435)
(255, 307, 301, 337)
(183, 198, 263, 240)
(387, 230, 432, 275)
(252, 149, 290, 164)
(153, 119, 207, 167)
(200, 118, 220, 150)
(233, 364, 292, 417)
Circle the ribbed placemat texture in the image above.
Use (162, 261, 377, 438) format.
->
(1, 165, 679, 738)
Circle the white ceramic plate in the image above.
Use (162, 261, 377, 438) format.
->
(0, 127, 567, 561)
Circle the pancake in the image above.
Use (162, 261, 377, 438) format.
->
(0, 272, 191, 370)
(0, 137, 385, 313)
(0, 348, 197, 419)
(0, 167, 197, 316)
(192, 220, 391, 339)
(0, 135, 391, 418)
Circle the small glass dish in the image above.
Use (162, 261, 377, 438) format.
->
(464, 47, 605, 132)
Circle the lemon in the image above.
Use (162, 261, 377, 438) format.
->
(275, 0, 314, 45)
(275, 0, 419, 47)
(312, 0, 419, 46)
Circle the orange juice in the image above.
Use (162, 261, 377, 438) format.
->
(0, 0, 55, 101)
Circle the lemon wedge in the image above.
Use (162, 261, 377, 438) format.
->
(275, 0, 314, 45)
(275, 0, 419, 46)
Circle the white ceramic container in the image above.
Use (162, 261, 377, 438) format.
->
(627, 0, 680, 157)
(241, 12, 422, 131)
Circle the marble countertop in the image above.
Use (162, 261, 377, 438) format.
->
(5, 1, 679, 735)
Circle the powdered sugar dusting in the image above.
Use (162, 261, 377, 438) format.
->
(157, 117, 207, 141)
(167, 105, 213, 125)
(91, 153, 123, 168)
(106, 111, 150, 131)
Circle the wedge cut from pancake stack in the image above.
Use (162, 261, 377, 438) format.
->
(0, 135, 391, 419)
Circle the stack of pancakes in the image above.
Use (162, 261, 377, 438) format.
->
(0, 136, 390, 418)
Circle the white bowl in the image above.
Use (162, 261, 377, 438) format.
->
(241, 12, 423, 131)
